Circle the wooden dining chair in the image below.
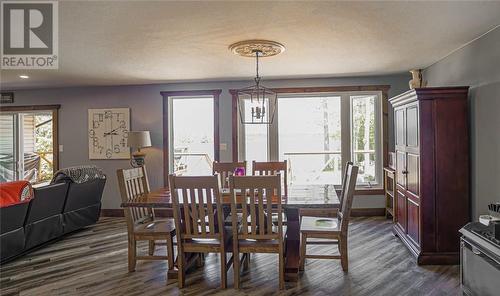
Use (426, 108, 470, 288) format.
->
(229, 174, 285, 290)
(116, 167, 176, 273)
(168, 174, 234, 289)
(252, 160, 288, 199)
(299, 163, 358, 272)
(337, 161, 354, 207)
(213, 161, 247, 189)
(252, 160, 288, 227)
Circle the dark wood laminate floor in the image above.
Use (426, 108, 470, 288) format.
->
(0, 217, 460, 296)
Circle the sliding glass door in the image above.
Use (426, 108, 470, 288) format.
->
(0, 110, 56, 184)
(0, 114, 17, 182)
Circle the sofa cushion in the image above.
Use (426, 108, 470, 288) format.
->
(0, 202, 30, 234)
(26, 183, 68, 223)
(63, 178, 106, 212)
(63, 203, 101, 234)
(25, 215, 64, 249)
(0, 228, 26, 262)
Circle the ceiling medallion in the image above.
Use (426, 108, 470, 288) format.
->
(229, 40, 285, 57)
(231, 40, 283, 125)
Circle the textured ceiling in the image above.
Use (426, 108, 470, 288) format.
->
(1, 0, 500, 90)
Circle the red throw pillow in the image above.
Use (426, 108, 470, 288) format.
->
(0, 181, 34, 208)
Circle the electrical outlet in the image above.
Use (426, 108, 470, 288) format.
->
(220, 143, 227, 151)
(59, 145, 63, 152)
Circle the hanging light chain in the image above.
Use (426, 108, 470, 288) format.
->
(254, 50, 261, 86)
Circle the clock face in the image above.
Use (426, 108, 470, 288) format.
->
(88, 108, 130, 159)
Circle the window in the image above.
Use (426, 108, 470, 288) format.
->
(278, 95, 342, 185)
(162, 90, 221, 179)
(244, 124, 268, 163)
(351, 95, 380, 185)
(235, 89, 383, 194)
(0, 106, 59, 184)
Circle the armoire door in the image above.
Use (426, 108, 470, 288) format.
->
(395, 107, 405, 148)
(407, 197, 420, 246)
(396, 151, 406, 188)
(405, 104, 419, 150)
(406, 153, 420, 196)
(396, 190, 407, 232)
(395, 107, 407, 189)
(405, 103, 420, 197)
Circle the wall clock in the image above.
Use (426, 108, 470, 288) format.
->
(88, 108, 130, 159)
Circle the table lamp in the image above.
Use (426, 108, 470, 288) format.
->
(128, 131, 152, 167)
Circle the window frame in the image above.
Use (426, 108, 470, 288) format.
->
(231, 85, 389, 191)
(161, 90, 221, 185)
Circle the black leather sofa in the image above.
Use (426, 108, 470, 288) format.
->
(0, 173, 106, 264)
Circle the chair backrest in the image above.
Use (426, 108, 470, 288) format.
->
(251, 160, 288, 198)
(338, 161, 354, 208)
(338, 164, 358, 234)
(229, 174, 283, 241)
(116, 167, 153, 229)
(212, 161, 247, 189)
(168, 174, 225, 241)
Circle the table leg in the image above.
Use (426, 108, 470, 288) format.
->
(285, 207, 300, 282)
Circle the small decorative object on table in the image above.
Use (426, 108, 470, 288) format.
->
(128, 131, 152, 167)
(480, 203, 500, 226)
(489, 202, 500, 218)
(409, 69, 427, 89)
(234, 167, 245, 176)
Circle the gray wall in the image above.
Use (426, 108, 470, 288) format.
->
(424, 27, 500, 220)
(6, 74, 409, 209)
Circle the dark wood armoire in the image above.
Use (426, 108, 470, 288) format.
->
(389, 87, 470, 265)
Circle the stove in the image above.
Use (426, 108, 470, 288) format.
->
(471, 223, 500, 247)
(459, 222, 500, 296)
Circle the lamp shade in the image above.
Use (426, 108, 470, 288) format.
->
(127, 131, 152, 149)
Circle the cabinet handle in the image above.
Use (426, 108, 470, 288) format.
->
(471, 246, 482, 256)
(402, 170, 408, 175)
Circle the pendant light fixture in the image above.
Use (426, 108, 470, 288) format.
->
(229, 40, 285, 124)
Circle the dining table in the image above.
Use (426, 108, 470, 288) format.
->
(120, 186, 340, 282)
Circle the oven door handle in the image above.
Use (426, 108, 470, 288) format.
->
(462, 237, 500, 267)
(471, 246, 482, 256)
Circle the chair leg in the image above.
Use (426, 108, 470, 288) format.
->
(177, 251, 186, 288)
(243, 253, 250, 269)
(166, 236, 174, 271)
(148, 240, 155, 256)
(233, 248, 240, 289)
(340, 235, 348, 272)
(279, 247, 285, 290)
(220, 251, 227, 289)
(196, 253, 204, 267)
(299, 233, 307, 271)
(128, 237, 137, 272)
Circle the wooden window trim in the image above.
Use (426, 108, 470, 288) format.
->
(231, 85, 390, 195)
(0, 104, 61, 174)
(161, 90, 221, 186)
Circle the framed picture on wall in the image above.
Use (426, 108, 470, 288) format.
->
(88, 108, 130, 159)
